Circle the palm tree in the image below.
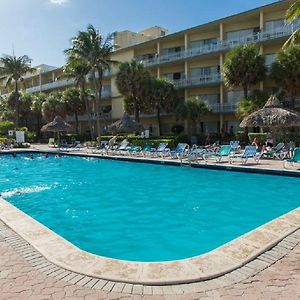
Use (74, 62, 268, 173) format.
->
(284, 0, 300, 48)
(42, 92, 66, 122)
(270, 45, 300, 108)
(176, 97, 211, 137)
(223, 45, 267, 99)
(63, 87, 86, 134)
(62, 57, 94, 139)
(31, 93, 46, 138)
(0, 55, 35, 128)
(64, 24, 116, 134)
(236, 90, 269, 120)
(116, 60, 151, 122)
(148, 78, 178, 135)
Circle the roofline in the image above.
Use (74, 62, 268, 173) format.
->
(113, 0, 289, 54)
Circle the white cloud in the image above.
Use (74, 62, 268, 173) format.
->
(48, 0, 69, 5)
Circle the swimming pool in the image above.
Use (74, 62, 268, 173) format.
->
(0, 153, 299, 262)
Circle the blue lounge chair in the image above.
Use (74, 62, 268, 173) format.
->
(204, 145, 232, 162)
(151, 143, 168, 157)
(230, 140, 241, 151)
(164, 143, 189, 159)
(261, 143, 285, 160)
(229, 145, 260, 164)
(188, 146, 207, 163)
(284, 147, 300, 168)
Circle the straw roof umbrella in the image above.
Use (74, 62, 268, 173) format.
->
(240, 95, 300, 142)
(240, 95, 300, 128)
(41, 116, 72, 147)
(108, 112, 144, 134)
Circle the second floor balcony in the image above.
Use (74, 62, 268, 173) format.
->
(173, 73, 222, 89)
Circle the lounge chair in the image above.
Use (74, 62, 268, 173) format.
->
(204, 145, 232, 162)
(284, 147, 300, 168)
(150, 143, 168, 157)
(48, 138, 55, 148)
(229, 145, 260, 164)
(261, 143, 285, 160)
(115, 140, 130, 155)
(230, 140, 241, 151)
(188, 145, 207, 163)
(163, 143, 189, 159)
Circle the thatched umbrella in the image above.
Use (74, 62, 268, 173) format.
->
(240, 95, 300, 142)
(41, 116, 72, 147)
(108, 112, 144, 134)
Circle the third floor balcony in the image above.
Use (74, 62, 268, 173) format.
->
(140, 21, 300, 67)
(172, 73, 222, 89)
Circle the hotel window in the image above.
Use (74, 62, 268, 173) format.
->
(265, 53, 276, 67)
(163, 72, 184, 80)
(264, 19, 285, 31)
(227, 90, 244, 104)
(162, 46, 183, 55)
(225, 28, 258, 42)
(190, 38, 218, 49)
(196, 94, 220, 104)
(191, 66, 219, 77)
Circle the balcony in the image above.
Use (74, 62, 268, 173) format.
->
(173, 73, 222, 89)
(67, 111, 112, 122)
(207, 103, 238, 113)
(26, 79, 74, 93)
(140, 22, 300, 67)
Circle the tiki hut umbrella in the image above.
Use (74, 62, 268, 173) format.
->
(240, 95, 300, 142)
(108, 112, 144, 134)
(41, 116, 72, 147)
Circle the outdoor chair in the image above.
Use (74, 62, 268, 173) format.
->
(284, 147, 300, 168)
(229, 145, 261, 164)
(163, 143, 189, 159)
(204, 145, 232, 163)
(261, 142, 285, 160)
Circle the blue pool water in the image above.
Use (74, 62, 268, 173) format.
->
(0, 153, 299, 262)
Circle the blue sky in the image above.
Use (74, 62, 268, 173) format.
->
(0, 0, 277, 66)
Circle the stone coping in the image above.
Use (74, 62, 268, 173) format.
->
(0, 150, 299, 285)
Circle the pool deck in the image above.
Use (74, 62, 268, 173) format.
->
(0, 144, 299, 298)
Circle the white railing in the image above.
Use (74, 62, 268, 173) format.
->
(26, 79, 74, 93)
(140, 22, 300, 67)
(67, 112, 112, 122)
(173, 73, 222, 88)
(207, 103, 238, 113)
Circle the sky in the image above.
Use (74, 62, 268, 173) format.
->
(0, 0, 278, 67)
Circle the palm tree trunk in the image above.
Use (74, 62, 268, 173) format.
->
(134, 98, 140, 123)
(81, 84, 94, 140)
(157, 106, 162, 136)
(91, 70, 99, 135)
(75, 111, 79, 135)
(15, 81, 19, 128)
(243, 86, 248, 99)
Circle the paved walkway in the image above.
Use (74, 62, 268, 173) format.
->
(0, 230, 299, 300)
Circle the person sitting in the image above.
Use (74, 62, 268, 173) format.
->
(252, 137, 261, 152)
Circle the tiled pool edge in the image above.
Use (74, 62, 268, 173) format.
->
(0, 194, 299, 287)
(0, 218, 299, 296)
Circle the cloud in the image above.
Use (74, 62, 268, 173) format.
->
(48, 0, 69, 5)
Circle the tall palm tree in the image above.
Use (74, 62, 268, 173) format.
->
(270, 45, 300, 108)
(116, 60, 151, 122)
(31, 93, 46, 138)
(0, 55, 35, 128)
(64, 24, 116, 134)
(62, 58, 94, 139)
(148, 78, 178, 135)
(223, 45, 267, 99)
(62, 87, 86, 134)
(284, 0, 300, 48)
(176, 97, 210, 137)
(41, 92, 66, 122)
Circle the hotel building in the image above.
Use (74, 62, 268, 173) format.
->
(0, 0, 298, 136)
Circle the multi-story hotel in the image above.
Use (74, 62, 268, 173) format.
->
(0, 0, 298, 136)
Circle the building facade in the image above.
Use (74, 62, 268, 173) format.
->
(0, 0, 298, 136)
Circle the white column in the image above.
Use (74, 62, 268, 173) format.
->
(220, 23, 224, 41)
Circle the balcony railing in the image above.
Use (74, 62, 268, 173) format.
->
(67, 112, 112, 122)
(141, 22, 300, 67)
(173, 73, 222, 89)
(26, 79, 75, 93)
(206, 103, 238, 113)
